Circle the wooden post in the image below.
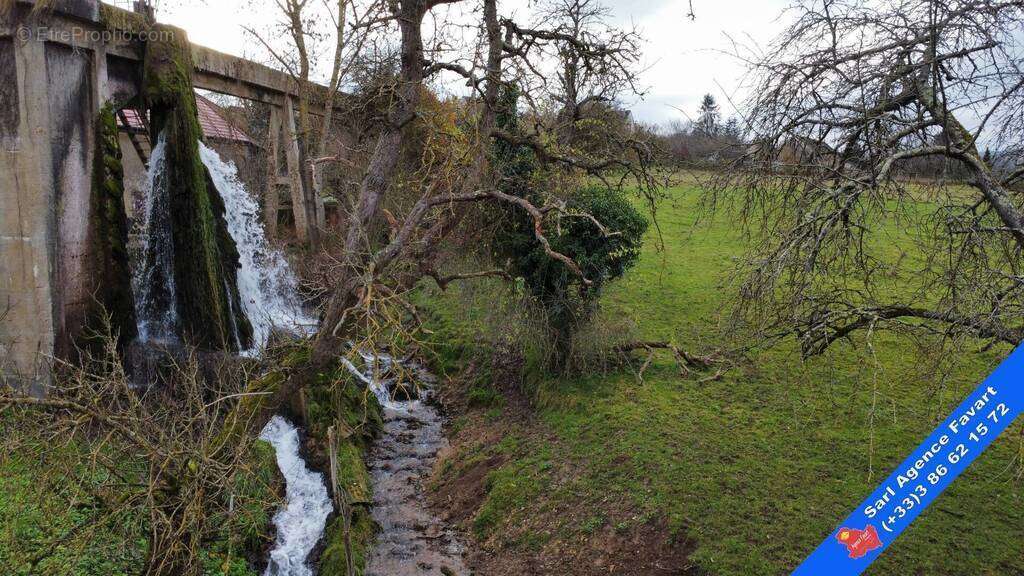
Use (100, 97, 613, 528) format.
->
(327, 425, 356, 576)
(282, 96, 310, 243)
(298, 387, 309, 427)
(315, 194, 326, 230)
(327, 426, 341, 508)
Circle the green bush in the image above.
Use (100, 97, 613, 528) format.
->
(494, 184, 647, 369)
(489, 88, 647, 371)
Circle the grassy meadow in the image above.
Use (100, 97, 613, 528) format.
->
(424, 178, 1024, 575)
(0, 178, 1020, 576)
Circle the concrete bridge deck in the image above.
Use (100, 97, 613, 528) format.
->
(1, 0, 330, 381)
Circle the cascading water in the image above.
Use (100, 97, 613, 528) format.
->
(260, 416, 334, 576)
(260, 353, 469, 576)
(131, 136, 314, 353)
(134, 136, 465, 573)
(343, 354, 470, 576)
(340, 352, 403, 410)
(133, 137, 334, 570)
(199, 141, 316, 355)
(131, 134, 179, 343)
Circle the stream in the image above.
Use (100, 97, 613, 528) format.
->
(259, 416, 334, 576)
(140, 141, 467, 575)
(347, 354, 472, 576)
(261, 353, 470, 576)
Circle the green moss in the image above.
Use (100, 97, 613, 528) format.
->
(82, 103, 137, 350)
(142, 24, 252, 351)
(282, 345, 313, 368)
(98, 3, 149, 35)
(315, 404, 378, 576)
(319, 506, 376, 576)
(335, 442, 371, 502)
(217, 369, 286, 449)
(304, 360, 384, 447)
(288, 353, 384, 576)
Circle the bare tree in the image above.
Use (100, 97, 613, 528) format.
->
(713, 0, 1024, 356)
(515, 0, 645, 153)
(497, 0, 656, 192)
(176, 0, 666, 440)
(245, 0, 390, 245)
(308, 0, 661, 362)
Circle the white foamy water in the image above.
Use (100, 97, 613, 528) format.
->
(199, 141, 317, 354)
(132, 134, 179, 343)
(260, 416, 333, 576)
(340, 353, 401, 410)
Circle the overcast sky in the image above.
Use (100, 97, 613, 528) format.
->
(119, 0, 794, 127)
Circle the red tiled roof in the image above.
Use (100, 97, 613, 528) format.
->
(117, 93, 254, 144)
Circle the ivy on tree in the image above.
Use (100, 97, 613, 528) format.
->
(491, 86, 648, 370)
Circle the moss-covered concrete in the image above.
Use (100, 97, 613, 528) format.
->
(82, 103, 137, 350)
(98, 2, 148, 35)
(141, 23, 252, 351)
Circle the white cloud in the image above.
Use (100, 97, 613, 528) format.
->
(620, 0, 793, 125)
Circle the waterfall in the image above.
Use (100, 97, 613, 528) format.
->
(199, 141, 316, 355)
(259, 416, 333, 576)
(132, 136, 314, 352)
(132, 134, 179, 343)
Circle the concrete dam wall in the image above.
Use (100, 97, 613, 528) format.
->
(0, 0, 326, 383)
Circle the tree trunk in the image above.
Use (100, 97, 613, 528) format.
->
(317, 0, 431, 362)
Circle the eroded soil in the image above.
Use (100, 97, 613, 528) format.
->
(430, 389, 703, 576)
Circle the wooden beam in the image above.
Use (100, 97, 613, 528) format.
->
(263, 106, 282, 239)
(282, 95, 309, 243)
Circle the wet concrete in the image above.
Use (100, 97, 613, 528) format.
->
(364, 366, 470, 576)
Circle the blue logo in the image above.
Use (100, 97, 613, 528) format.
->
(792, 346, 1022, 575)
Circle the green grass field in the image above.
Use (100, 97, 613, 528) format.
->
(426, 180, 1024, 575)
(0, 417, 281, 576)
(1, 180, 1020, 575)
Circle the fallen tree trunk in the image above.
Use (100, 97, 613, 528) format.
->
(612, 341, 717, 369)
